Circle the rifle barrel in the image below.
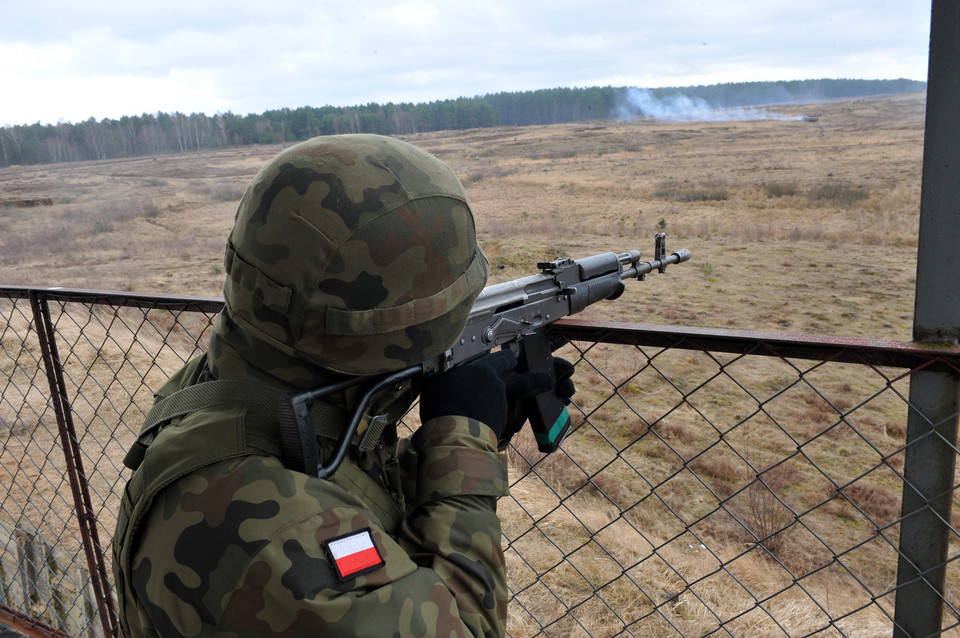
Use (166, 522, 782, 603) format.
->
(625, 249, 691, 279)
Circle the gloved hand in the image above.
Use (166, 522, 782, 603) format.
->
(499, 355, 576, 446)
(419, 349, 576, 445)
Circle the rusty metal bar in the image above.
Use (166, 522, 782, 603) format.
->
(28, 292, 118, 638)
(8, 287, 960, 372)
(549, 320, 960, 371)
(0, 604, 71, 638)
(1, 285, 224, 314)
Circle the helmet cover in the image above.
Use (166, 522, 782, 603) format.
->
(221, 134, 488, 376)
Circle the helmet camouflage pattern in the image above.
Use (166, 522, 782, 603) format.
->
(222, 134, 489, 376)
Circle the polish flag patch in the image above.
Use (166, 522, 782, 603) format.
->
(324, 528, 385, 581)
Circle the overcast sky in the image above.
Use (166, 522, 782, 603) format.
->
(1, 0, 932, 127)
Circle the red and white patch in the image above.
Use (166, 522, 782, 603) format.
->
(324, 528, 385, 581)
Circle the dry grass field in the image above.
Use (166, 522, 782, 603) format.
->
(1, 93, 938, 636)
(0, 92, 924, 342)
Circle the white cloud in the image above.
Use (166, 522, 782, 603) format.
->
(0, 0, 931, 126)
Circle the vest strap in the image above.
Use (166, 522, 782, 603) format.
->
(124, 378, 389, 472)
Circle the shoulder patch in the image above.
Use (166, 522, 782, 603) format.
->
(324, 528, 385, 581)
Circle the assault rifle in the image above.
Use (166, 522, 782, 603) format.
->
(281, 233, 690, 478)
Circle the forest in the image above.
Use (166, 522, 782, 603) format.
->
(0, 78, 925, 168)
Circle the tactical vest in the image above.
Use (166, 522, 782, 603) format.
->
(112, 355, 404, 638)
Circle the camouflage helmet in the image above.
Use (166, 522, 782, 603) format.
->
(221, 134, 488, 376)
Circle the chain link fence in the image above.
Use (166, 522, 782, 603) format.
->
(2, 286, 960, 637)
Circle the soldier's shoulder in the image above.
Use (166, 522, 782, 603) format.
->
(149, 454, 374, 538)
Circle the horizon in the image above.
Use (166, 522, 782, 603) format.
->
(0, 77, 927, 130)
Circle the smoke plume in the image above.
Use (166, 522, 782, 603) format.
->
(616, 87, 805, 122)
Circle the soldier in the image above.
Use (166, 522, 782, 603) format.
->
(113, 134, 574, 637)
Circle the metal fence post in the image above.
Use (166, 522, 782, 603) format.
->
(893, 0, 960, 635)
(28, 291, 118, 638)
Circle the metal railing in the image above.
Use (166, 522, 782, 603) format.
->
(2, 286, 960, 637)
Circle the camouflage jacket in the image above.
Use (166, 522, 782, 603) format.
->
(113, 357, 510, 638)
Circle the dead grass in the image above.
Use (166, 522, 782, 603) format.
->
(1, 95, 926, 333)
(653, 179, 730, 202)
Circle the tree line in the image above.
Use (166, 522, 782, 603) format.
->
(0, 79, 925, 168)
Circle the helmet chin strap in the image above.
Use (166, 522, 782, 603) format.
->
(207, 308, 335, 388)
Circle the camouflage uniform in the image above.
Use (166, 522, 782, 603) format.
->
(113, 135, 508, 637)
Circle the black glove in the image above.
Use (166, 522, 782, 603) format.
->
(419, 350, 576, 445)
(500, 355, 576, 445)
